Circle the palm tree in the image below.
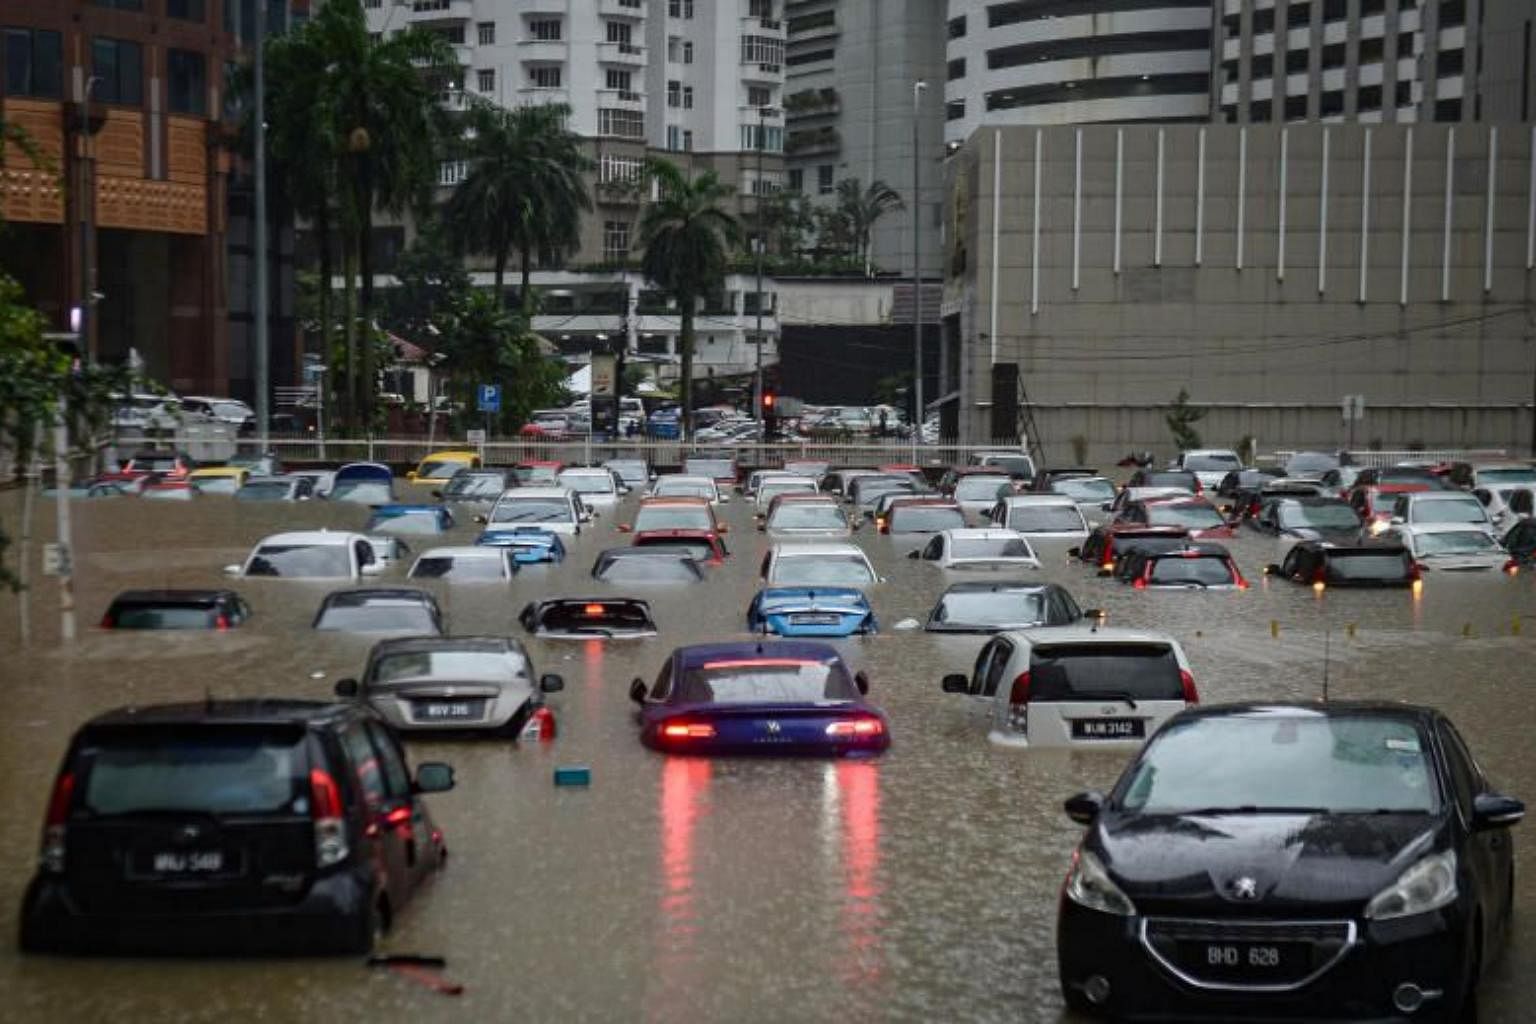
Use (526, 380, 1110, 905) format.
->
(834, 177, 904, 275)
(444, 99, 592, 312)
(637, 160, 740, 440)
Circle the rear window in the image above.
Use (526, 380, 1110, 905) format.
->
(1054, 478, 1116, 502)
(1477, 467, 1536, 485)
(409, 556, 506, 580)
(597, 555, 701, 582)
(1009, 505, 1085, 532)
(684, 459, 734, 479)
(247, 544, 352, 578)
(1182, 455, 1240, 471)
(1326, 549, 1414, 581)
(1142, 472, 1198, 488)
(535, 601, 655, 634)
(1027, 644, 1182, 701)
(373, 650, 516, 682)
(950, 537, 1034, 559)
(81, 730, 302, 816)
(889, 506, 966, 532)
(981, 456, 1034, 477)
(315, 602, 437, 632)
(635, 507, 712, 531)
(676, 658, 857, 704)
(1146, 502, 1225, 529)
(932, 590, 1045, 627)
(773, 554, 874, 585)
(1147, 555, 1236, 585)
(132, 456, 179, 472)
(1410, 497, 1487, 524)
(955, 476, 1011, 499)
(769, 506, 846, 530)
(560, 473, 615, 494)
(655, 481, 715, 500)
(109, 603, 217, 629)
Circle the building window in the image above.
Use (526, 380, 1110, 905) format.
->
(478, 22, 496, 45)
(439, 160, 468, 186)
(600, 154, 643, 183)
(683, 41, 694, 63)
(606, 21, 632, 45)
(749, 0, 774, 18)
(787, 10, 836, 33)
(786, 50, 834, 67)
(817, 164, 833, 194)
(412, 0, 451, 10)
(683, 85, 694, 109)
(668, 0, 694, 18)
(667, 124, 682, 149)
(598, 108, 646, 139)
(945, 99, 965, 121)
(740, 123, 783, 152)
(741, 36, 784, 65)
(603, 221, 631, 261)
(748, 86, 772, 108)
(167, 49, 206, 115)
(3, 28, 63, 99)
(607, 69, 632, 91)
(477, 69, 495, 92)
(529, 19, 562, 41)
(529, 66, 562, 88)
(948, 15, 966, 38)
(683, 129, 693, 151)
(667, 80, 681, 107)
(947, 58, 966, 80)
(364, 0, 382, 7)
(787, 167, 804, 192)
(168, 0, 206, 20)
(92, 38, 143, 106)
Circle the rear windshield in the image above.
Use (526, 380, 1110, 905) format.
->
(81, 730, 302, 816)
(236, 482, 291, 501)
(131, 456, 179, 472)
(636, 536, 715, 559)
(1477, 467, 1536, 485)
(315, 603, 437, 632)
(368, 513, 445, 535)
(1009, 506, 1085, 532)
(492, 499, 571, 524)
(1415, 531, 1500, 555)
(537, 602, 655, 634)
(1182, 455, 1241, 471)
(443, 474, 506, 499)
(560, 473, 615, 494)
(605, 461, 648, 482)
(933, 590, 1045, 627)
(110, 603, 218, 629)
(950, 537, 1034, 559)
(1142, 472, 1198, 488)
(247, 544, 351, 578)
(773, 554, 874, 585)
(1278, 503, 1362, 530)
(955, 476, 1011, 499)
(597, 556, 701, 582)
(1146, 502, 1225, 529)
(676, 659, 857, 704)
(1410, 497, 1487, 524)
(855, 480, 915, 504)
(635, 507, 712, 531)
(1027, 644, 1182, 701)
(1327, 550, 1414, 581)
(890, 507, 966, 533)
(655, 482, 715, 500)
(769, 506, 846, 530)
(373, 650, 517, 682)
(760, 480, 817, 499)
(514, 466, 558, 485)
(684, 459, 734, 479)
(1054, 478, 1116, 502)
(1286, 453, 1339, 474)
(410, 556, 506, 580)
(980, 456, 1034, 477)
(330, 482, 393, 504)
(1147, 555, 1236, 585)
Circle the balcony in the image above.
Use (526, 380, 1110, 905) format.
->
(597, 88, 648, 110)
(783, 86, 839, 120)
(518, 39, 569, 62)
(784, 126, 839, 157)
(598, 41, 647, 66)
(407, 0, 473, 21)
(743, 14, 784, 34)
(740, 61, 783, 83)
(518, 86, 571, 108)
(601, 0, 647, 18)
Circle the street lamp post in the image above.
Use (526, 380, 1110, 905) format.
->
(911, 80, 927, 460)
(753, 105, 776, 425)
(253, 0, 271, 453)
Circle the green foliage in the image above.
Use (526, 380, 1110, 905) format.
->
(620, 363, 649, 398)
(1165, 389, 1207, 451)
(433, 290, 565, 432)
(385, 225, 472, 337)
(832, 178, 904, 273)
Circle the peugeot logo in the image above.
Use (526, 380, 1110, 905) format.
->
(174, 825, 202, 846)
(1101, 706, 1118, 715)
(765, 721, 782, 734)
(1230, 876, 1260, 901)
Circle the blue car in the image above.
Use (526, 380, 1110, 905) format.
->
(645, 408, 681, 440)
(364, 504, 455, 536)
(475, 527, 567, 564)
(746, 587, 878, 637)
(627, 640, 891, 757)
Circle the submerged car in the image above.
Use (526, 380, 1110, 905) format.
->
(591, 547, 705, 584)
(19, 699, 455, 954)
(312, 588, 444, 636)
(519, 598, 658, 639)
(761, 543, 881, 587)
(910, 528, 1041, 570)
(1268, 541, 1421, 589)
(100, 589, 252, 630)
(336, 636, 563, 738)
(234, 476, 317, 502)
(1119, 543, 1249, 590)
(483, 487, 589, 535)
(230, 531, 381, 580)
(406, 546, 518, 581)
(474, 526, 567, 563)
(925, 581, 1087, 633)
(628, 640, 890, 757)
(406, 450, 479, 485)
(1056, 701, 1521, 1022)
(364, 505, 455, 537)
(746, 587, 878, 637)
(434, 467, 516, 508)
(1380, 524, 1515, 574)
(1073, 524, 1191, 574)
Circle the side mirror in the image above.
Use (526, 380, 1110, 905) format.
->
(854, 671, 870, 695)
(616, 523, 633, 533)
(413, 762, 456, 794)
(1064, 790, 1105, 825)
(907, 550, 921, 559)
(941, 673, 969, 694)
(628, 678, 648, 705)
(361, 562, 385, 576)
(1264, 563, 1282, 576)
(431, 489, 443, 499)
(223, 563, 242, 576)
(540, 673, 565, 694)
(1066, 546, 1081, 558)
(1472, 792, 1525, 831)
(473, 514, 488, 525)
(333, 678, 359, 698)
(1082, 609, 1106, 621)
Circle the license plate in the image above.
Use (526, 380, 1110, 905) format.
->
(790, 614, 842, 625)
(1070, 718, 1145, 739)
(1181, 941, 1303, 979)
(147, 850, 225, 874)
(416, 700, 481, 720)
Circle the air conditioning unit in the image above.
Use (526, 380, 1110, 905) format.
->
(758, 62, 781, 73)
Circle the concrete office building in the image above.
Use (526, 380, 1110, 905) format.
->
(941, 123, 1536, 458)
(1217, 0, 1536, 125)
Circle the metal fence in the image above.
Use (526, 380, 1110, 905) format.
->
(1268, 449, 1511, 468)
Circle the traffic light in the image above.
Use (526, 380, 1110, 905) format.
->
(762, 391, 775, 414)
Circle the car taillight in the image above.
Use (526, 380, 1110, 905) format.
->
(521, 706, 557, 742)
(99, 613, 114, 629)
(1006, 672, 1031, 731)
(1234, 565, 1250, 589)
(1180, 670, 1200, 704)
(1311, 567, 1328, 585)
(825, 717, 884, 737)
(309, 768, 348, 868)
(1132, 576, 1147, 590)
(661, 721, 716, 740)
(1502, 559, 1519, 576)
(40, 771, 75, 873)
(214, 614, 230, 631)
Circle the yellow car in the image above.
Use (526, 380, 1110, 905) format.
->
(187, 466, 250, 496)
(407, 450, 481, 484)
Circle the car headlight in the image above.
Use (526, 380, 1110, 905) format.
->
(1064, 848, 1136, 917)
(1364, 850, 1458, 920)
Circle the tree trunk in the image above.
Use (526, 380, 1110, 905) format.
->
(315, 204, 334, 429)
(519, 247, 533, 318)
(342, 235, 358, 434)
(493, 247, 507, 309)
(358, 207, 375, 430)
(679, 302, 694, 442)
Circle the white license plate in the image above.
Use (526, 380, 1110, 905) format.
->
(151, 850, 224, 874)
(423, 702, 474, 718)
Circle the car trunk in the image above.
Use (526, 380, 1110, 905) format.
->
(661, 705, 882, 754)
(1014, 644, 1189, 745)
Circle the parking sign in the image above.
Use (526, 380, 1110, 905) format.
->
(477, 384, 501, 413)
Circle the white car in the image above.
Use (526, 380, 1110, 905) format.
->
(909, 528, 1041, 570)
(484, 487, 590, 535)
(967, 449, 1037, 481)
(753, 475, 819, 514)
(557, 467, 628, 510)
(1380, 524, 1512, 573)
(407, 546, 518, 582)
(181, 395, 255, 429)
(949, 473, 1015, 518)
(1471, 484, 1535, 531)
(1171, 449, 1245, 491)
(228, 531, 381, 580)
(760, 542, 881, 587)
(987, 494, 1090, 541)
(1042, 476, 1119, 525)
(1102, 485, 1195, 518)
(1386, 491, 1496, 533)
(649, 474, 724, 504)
(762, 498, 854, 538)
(940, 627, 1198, 749)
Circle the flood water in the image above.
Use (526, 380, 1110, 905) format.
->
(1, 484, 1534, 1022)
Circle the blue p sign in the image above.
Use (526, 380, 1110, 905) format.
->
(477, 384, 501, 413)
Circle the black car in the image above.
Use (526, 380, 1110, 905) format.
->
(590, 547, 705, 584)
(1247, 496, 1364, 544)
(1504, 518, 1536, 566)
(1118, 544, 1248, 590)
(100, 589, 251, 630)
(1073, 526, 1192, 574)
(519, 597, 658, 638)
(312, 588, 446, 635)
(1214, 467, 1286, 502)
(1356, 465, 1450, 490)
(433, 467, 516, 507)
(1268, 541, 1420, 588)
(924, 581, 1087, 633)
(19, 699, 456, 955)
(1057, 702, 1521, 1021)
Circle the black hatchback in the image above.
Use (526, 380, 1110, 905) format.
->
(100, 589, 251, 630)
(1268, 541, 1420, 588)
(20, 700, 456, 955)
(1057, 702, 1522, 1022)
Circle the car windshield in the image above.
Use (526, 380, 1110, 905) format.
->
(246, 544, 352, 578)
(193, 476, 241, 495)
(1009, 506, 1085, 532)
(1327, 550, 1414, 581)
(635, 507, 712, 531)
(1055, 478, 1117, 502)
(955, 476, 1011, 500)
(1141, 472, 1197, 488)
(492, 500, 572, 524)
(1278, 503, 1363, 530)
(655, 482, 715, 500)
(1119, 714, 1437, 814)
(676, 658, 858, 704)
(443, 474, 506, 499)
(330, 482, 394, 505)
(854, 480, 913, 505)
(1286, 453, 1339, 474)
(1477, 467, 1536, 485)
(373, 649, 517, 682)
(367, 513, 446, 535)
(1416, 531, 1500, 555)
(131, 456, 179, 472)
(82, 730, 301, 816)
(235, 482, 291, 501)
(417, 460, 464, 480)
(110, 604, 218, 629)
(410, 556, 506, 580)
(1146, 502, 1224, 529)
(684, 459, 733, 479)
(1147, 556, 1236, 585)
(760, 480, 816, 500)
(1411, 498, 1487, 524)
(769, 506, 847, 530)
(1029, 644, 1183, 701)
(774, 554, 875, 585)
(597, 556, 701, 582)
(932, 590, 1046, 626)
(950, 537, 1035, 559)
(315, 602, 437, 632)
(981, 456, 1034, 477)
(1183, 454, 1241, 471)
(560, 473, 615, 494)
(890, 507, 966, 533)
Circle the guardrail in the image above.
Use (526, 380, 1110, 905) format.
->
(1268, 449, 1511, 468)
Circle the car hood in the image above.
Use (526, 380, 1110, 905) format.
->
(1419, 551, 1506, 570)
(1093, 810, 1441, 916)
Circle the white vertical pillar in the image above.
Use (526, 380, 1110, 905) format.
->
(1195, 127, 1206, 266)
(1359, 128, 1372, 304)
(1400, 127, 1413, 308)
(1319, 127, 1330, 295)
(1113, 129, 1124, 275)
(1072, 129, 1082, 291)
(1032, 129, 1042, 316)
(990, 130, 1001, 365)
(1154, 128, 1165, 267)
(1236, 126, 1247, 270)
(1277, 128, 1289, 281)
(1484, 125, 1498, 294)
(1442, 126, 1456, 302)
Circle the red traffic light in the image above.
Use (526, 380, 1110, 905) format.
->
(762, 392, 775, 410)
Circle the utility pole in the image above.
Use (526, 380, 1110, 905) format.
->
(253, 0, 271, 451)
(911, 80, 927, 460)
(753, 106, 773, 424)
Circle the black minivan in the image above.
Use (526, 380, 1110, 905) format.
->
(20, 700, 455, 955)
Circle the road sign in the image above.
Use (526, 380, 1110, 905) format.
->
(466, 429, 487, 445)
(1341, 394, 1365, 421)
(477, 384, 501, 413)
(42, 543, 70, 578)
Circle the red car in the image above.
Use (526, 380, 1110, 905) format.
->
(621, 496, 726, 535)
(632, 528, 728, 564)
(1120, 496, 1235, 539)
(513, 460, 563, 486)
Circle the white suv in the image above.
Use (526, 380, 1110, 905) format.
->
(940, 626, 1197, 748)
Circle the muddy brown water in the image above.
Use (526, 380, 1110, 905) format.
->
(1, 488, 1533, 1022)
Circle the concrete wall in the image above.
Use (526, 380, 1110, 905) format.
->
(945, 122, 1536, 459)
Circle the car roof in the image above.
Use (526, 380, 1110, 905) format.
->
(657, 474, 716, 485)
(255, 530, 365, 547)
(111, 589, 236, 604)
(599, 545, 697, 559)
(1137, 542, 1233, 558)
(558, 467, 612, 476)
(1007, 625, 1180, 645)
(368, 635, 522, 657)
(941, 528, 1024, 540)
(321, 587, 437, 606)
(500, 487, 573, 498)
(1104, 522, 1189, 536)
(1299, 540, 1410, 554)
(635, 528, 717, 539)
(1398, 522, 1498, 535)
(414, 546, 506, 558)
(1404, 490, 1481, 501)
(86, 699, 353, 729)
(1168, 700, 1435, 725)
(639, 495, 711, 506)
(771, 542, 865, 556)
(950, 466, 1013, 477)
(941, 579, 1053, 594)
(674, 639, 843, 669)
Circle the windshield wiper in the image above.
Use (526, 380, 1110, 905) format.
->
(1177, 805, 1329, 816)
(1069, 690, 1140, 709)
